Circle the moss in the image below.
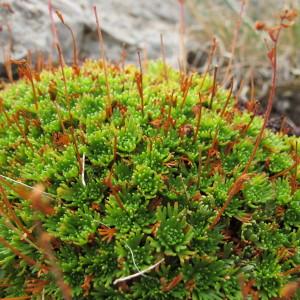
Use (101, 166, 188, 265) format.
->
(0, 60, 299, 299)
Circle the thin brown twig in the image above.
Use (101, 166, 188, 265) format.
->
(209, 66, 218, 109)
(200, 37, 217, 89)
(209, 12, 289, 230)
(178, 0, 186, 74)
(160, 33, 168, 82)
(56, 43, 83, 175)
(93, 6, 112, 117)
(136, 50, 144, 117)
(0, 185, 33, 240)
(0, 236, 37, 267)
(55, 10, 78, 67)
(222, 0, 246, 85)
(220, 78, 234, 117)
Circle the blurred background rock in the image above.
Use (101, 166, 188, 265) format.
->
(0, 0, 184, 70)
(0, 0, 299, 131)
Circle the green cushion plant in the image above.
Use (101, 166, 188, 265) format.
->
(0, 8, 299, 298)
(0, 58, 299, 299)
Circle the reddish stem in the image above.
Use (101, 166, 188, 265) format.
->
(193, 97, 202, 143)
(220, 78, 234, 117)
(200, 37, 217, 89)
(0, 236, 37, 267)
(160, 33, 168, 82)
(55, 10, 78, 68)
(209, 18, 284, 229)
(136, 50, 144, 117)
(56, 44, 82, 175)
(93, 6, 112, 117)
(178, 0, 186, 74)
(209, 66, 218, 109)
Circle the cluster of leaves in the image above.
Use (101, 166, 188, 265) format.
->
(0, 59, 299, 300)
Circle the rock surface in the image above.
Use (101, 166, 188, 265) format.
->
(0, 0, 187, 73)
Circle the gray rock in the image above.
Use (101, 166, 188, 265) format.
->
(0, 0, 190, 78)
